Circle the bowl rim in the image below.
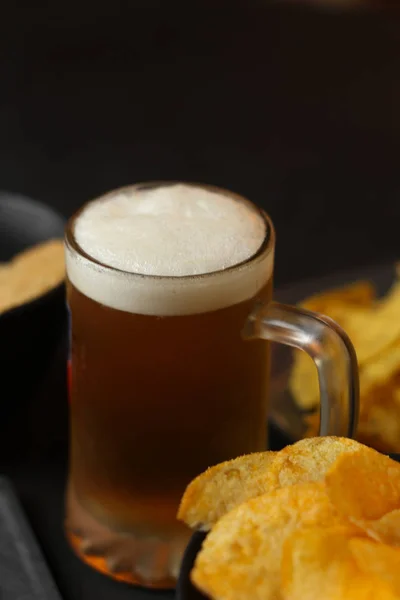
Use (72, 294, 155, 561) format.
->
(0, 191, 66, 319)
(0, 190, 66, 224)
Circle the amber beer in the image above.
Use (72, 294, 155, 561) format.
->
(65, 182, 274, 587)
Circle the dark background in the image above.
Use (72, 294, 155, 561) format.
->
(1, 0, 399, 286)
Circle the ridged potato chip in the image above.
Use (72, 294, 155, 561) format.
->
(292, 275, 400, 454)
(177, 451, 277, 531)
(337, 282, 400, 366)
(357, 391, 400, 454)
(290, 282, 376, 411)
(281, 526, 387, 600)
(265, 436, 363, 489)
(191, 482, 346, 600)
(360, 345, 400, 395)
(289, 351, 319, 411)
(178, 437, 362, 532)
(350, 538, 400, 596)
(300, 281, 376, 313)
(351, 508, 400, 546)
(325, 447, 400, 521)
(185, 438, 400, 600)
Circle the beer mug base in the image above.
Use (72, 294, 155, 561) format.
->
(65, 485, 190, 588)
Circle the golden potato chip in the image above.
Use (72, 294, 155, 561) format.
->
(357, 393, 400, 455)
(0, 239, 65, 314)
(191, 482, 345, 600)
(289, 350, 319, 411)
(347, 280, 400, 365)
(304, 411, 320, 438)
(353, 509, 400, 546)
(325, 447, 400, 521)
(300, 280, 376, 312)
(290, 280, 376, 412)
(290, 278, 400, 424)
(179, 437, 363, 532)
(265, 436, 363, 489)
(289, 307, 371, 412)
(356, 428, 400, 456)
(350, 538, 400, 596)
(177, 451, 277, 531)
(12, 239, 64, 267)
(281, 526, 386, 600)
(360, 345, 400, 396)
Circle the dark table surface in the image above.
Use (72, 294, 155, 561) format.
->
(3, 424, 290, 600)
(5, 452, 167, 600)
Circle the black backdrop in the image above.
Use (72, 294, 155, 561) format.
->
(0, 0, 399, 284)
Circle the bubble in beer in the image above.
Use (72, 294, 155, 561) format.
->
(74, 184, 266, 277)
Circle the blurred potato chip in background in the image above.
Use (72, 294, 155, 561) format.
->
(299, 280, 376, 312)
(290, 274, 400, 452)
(0, 240, 65, 314)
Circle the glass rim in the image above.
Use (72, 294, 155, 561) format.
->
(65, 181, 275, 282)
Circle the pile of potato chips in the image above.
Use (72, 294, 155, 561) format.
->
(0, 239, 65, 314)
(289, 273, 400, 453)
(178, 437, 400, 600)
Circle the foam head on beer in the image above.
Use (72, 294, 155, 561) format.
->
(66, 183, 273, 316)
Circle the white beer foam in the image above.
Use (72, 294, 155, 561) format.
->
(66, 184, 273, 316)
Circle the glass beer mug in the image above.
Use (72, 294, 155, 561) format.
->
(64, 182, 358, 588)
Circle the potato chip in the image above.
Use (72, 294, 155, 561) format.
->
(265, 436, 363, 489)
(357, 393, 400, 455)
(281, 526, 388, 600)
(179, 438, 362, 532)
(348, 280, 400, 365)
(360, 344, 400, 396)
(191, 482, 345, 600)
(304, 411, 320, 438)
(305, 379, 400, 453)
(289, 272, 400, 454)
(0, 239, 65, 314)
(353, 509, 400, 546)
(177, 451, 277, 531)
(356, 428, 400, 456)
(300, 280, 376, 312)
(186, 439, 400, 600)
(289, 350, 319, 411)
(325, 447, 400, 521)
(333, 298, 400, 366)
(290, 280, 377, 412)
(290, 305, 374, 411)
(350, 538, 400, 596)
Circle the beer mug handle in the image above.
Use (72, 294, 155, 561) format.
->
(244, 302, 359, 437)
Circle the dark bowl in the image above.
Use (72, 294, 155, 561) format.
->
(176, 453, 400, 600)
(0, 192, 68, 459)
